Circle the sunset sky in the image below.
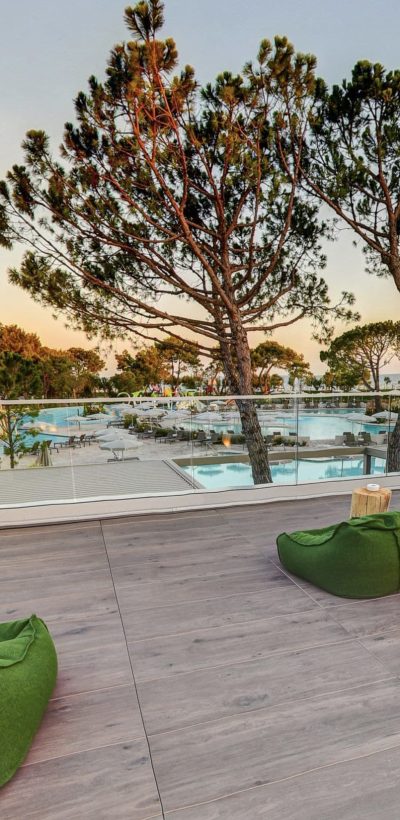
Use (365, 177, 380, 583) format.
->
(1, 0, 400, 373)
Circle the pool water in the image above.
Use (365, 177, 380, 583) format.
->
(185, 412, 391, 439)
(1, 406, 88, 455)
(182, 457, 386, 490)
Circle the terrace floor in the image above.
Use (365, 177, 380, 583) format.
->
(2, 493, 400, 818)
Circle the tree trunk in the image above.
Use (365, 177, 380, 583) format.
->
(236, 398, 272, 484)
(220, 322, 272, 485)
(387, 415, 400, 472)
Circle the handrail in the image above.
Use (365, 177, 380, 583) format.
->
(0, 391, 399, 406)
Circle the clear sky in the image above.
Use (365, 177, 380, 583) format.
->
(1, 0, 400, 372)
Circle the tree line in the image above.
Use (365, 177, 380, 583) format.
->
(0, 324, 104, 399)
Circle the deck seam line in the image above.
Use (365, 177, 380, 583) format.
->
(21, 735, 150, 769)
(113, 582, 289, 611)
(132, 635, 356, 683)
(162, 741, 400, 814)
(108, 563, 270, 583)
(126, 605, 321, 642)
(48, 681, 135, 704)
(133, 634, 373, 683)
(100, 519, 166, 820)
(145, 675, 398, 738)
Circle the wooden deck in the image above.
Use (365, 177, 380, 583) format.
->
(1, 493, 400, 818)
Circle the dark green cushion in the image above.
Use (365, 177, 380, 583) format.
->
(277, 511, 400, 599)
(0, 615, 57, 787)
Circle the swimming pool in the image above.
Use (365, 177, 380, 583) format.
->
(1, 405, 98, 455)
(181, 457, 386, 490)
(183, 411, 391, 440)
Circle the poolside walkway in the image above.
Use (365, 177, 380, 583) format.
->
(0, 459, 194, 506)
(2, 494, 400, 818)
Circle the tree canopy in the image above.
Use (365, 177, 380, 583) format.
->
(251, 340, 310, 391)
(299, 61, 400, 289)
(0, 324, 104, 399)
(0, 0, 358, 484)
(320, 321, 400, 409)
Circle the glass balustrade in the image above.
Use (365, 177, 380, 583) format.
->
(0, 390, 396, 509)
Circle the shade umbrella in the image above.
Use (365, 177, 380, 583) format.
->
(144, 409, 166, 418)
(132, 408, 158, 417)
(133, 401, 155, 410)
(177, 399, 206, 413)
(99, 437, 143, 460)
(162, 410, 191, 422)
(83, 412, 114, 422)
(35, 442, 52, 467)
(65, 414, 85, 427)
(92, 427, 110, 438)
(21, 421, 54, 432)
(96, 430, 132, 442)
(193, 412, 223, 423)
(113, 403, 133, 412)
(373, 410, 398, 421)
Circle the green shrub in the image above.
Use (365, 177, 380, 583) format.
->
(155, 427, 171, 438)
(123, 414, 137, 428)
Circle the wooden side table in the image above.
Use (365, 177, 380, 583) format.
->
(350, 487, 392, 518)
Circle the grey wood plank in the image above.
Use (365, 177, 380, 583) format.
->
(113, 564, 290, 607)
(102, 509, 224, 539)
(111, 553, 271, 584)
(27, 684, 145, 764)
(329, 595, 400, 637)
(0, 567, 118, 624)
(0, 740, 162, 820)
(164, 744, 400, 819)
(104, 529, 257, 569)
(0, 522, 107, 576)
(118, 584, 318, 642)
(128, 609, 349, 680)
(359, 629, 400, 676)
(138, 640, 392, 734)
(149, 678, 400, 811)
(50, 612, 133, 698)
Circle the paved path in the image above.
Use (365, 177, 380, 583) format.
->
(1, 493, 400, 818)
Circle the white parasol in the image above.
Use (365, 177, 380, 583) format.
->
(193, 411, 223, 423)
(99, 436, 143, 460)
(373, 410, 398, 421)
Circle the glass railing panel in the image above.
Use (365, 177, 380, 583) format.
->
(384, 392, 399, 478)
(0, 391, 399, 510)
(0, 400, 84, 506)
(173, 393, 300, 492)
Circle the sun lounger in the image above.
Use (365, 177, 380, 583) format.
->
(59, 435, 78, 449)
(343, 432, 356, 445)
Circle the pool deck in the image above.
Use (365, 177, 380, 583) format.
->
(2, 493, 400, 818)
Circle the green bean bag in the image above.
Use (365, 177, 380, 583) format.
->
(277, 511, 400, 599)
(0, 615, 57, 787)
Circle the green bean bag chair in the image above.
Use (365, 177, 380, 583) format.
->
(0, 615, 57, 787)
(277, 511, 400, 599)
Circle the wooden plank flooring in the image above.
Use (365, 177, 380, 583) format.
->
(1, 493, 400, 818)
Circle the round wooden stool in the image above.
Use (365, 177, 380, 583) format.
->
(350, 486, 392, 518)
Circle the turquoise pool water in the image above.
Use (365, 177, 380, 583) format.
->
(1, 406, 94, 454)
(183, 411, 392, 439)
(182, 457, 386, 490)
